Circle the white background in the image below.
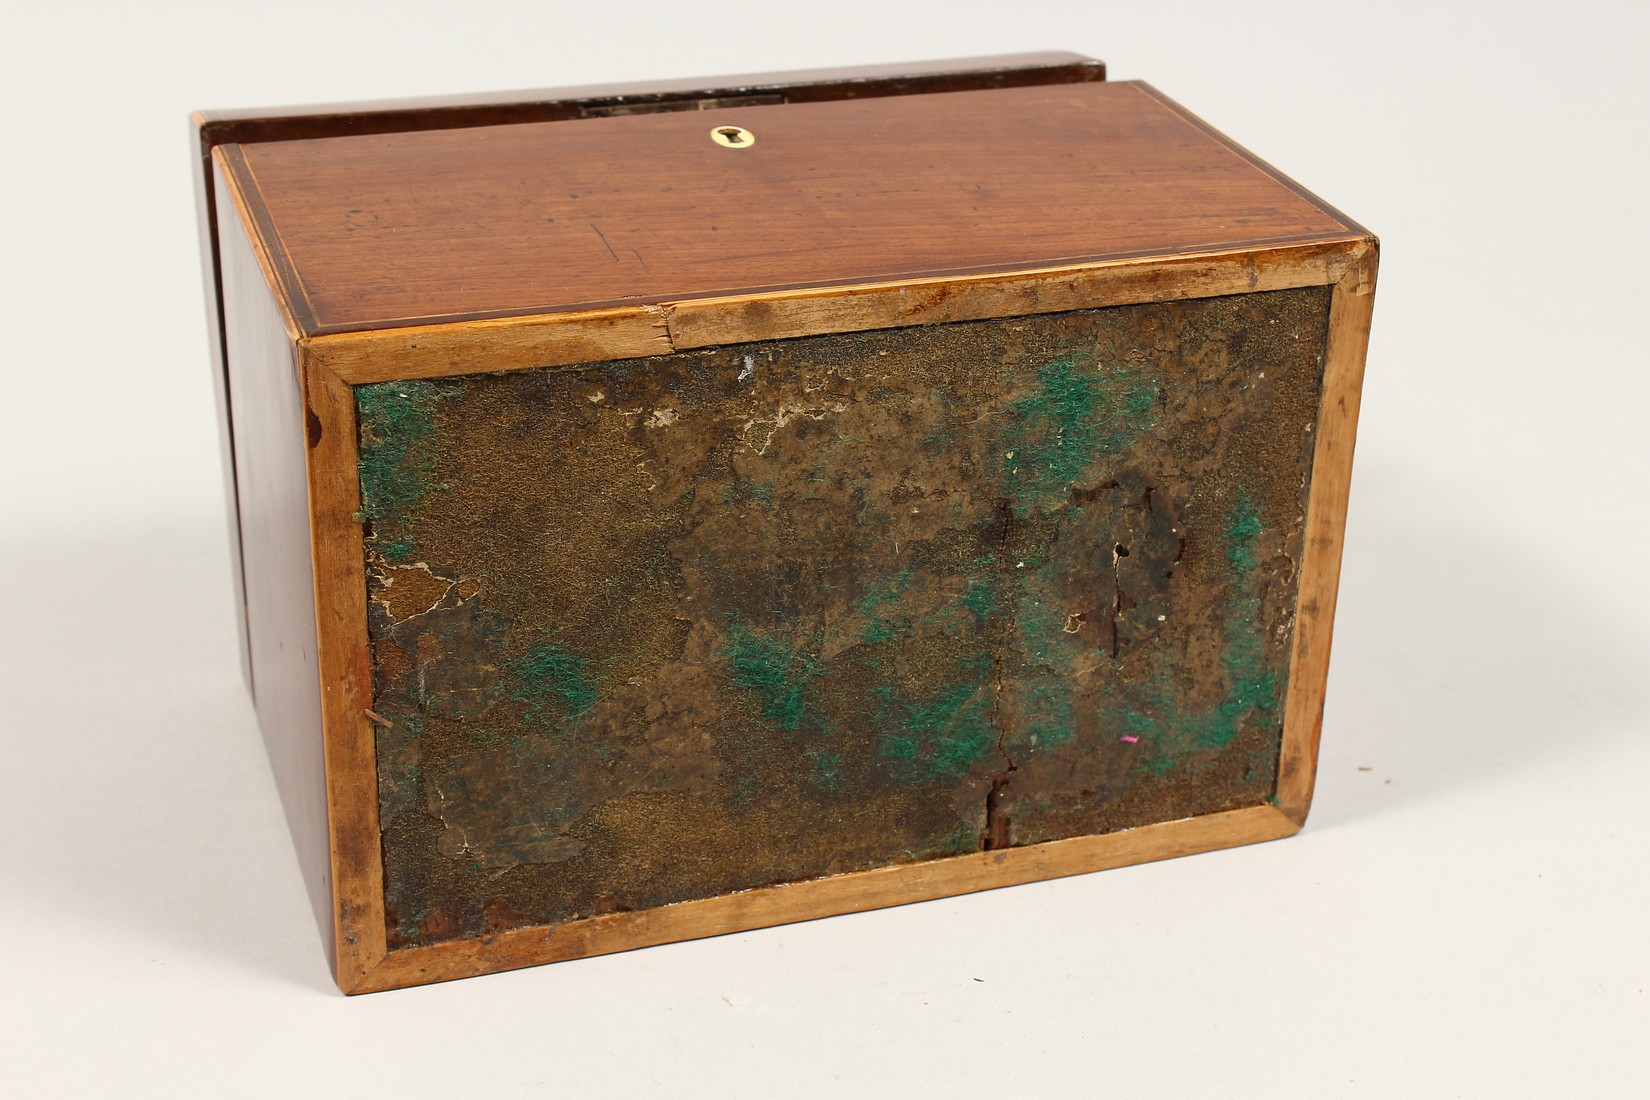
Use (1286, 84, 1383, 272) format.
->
(3, 1, 1647, 1095)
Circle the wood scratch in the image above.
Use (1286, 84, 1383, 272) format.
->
(590, 222, 620, 262)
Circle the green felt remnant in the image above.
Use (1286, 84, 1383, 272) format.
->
(1202, 495, 1278, 749)
(356, 380, 455, 562)
(1000, 355, 1158, 514)
(361, 288, 1329, 948)
(961, 577, 1000, 618)
(858, 565, 914, 644)
(721, 479, 776, 509)
(878, 654, 999, 781)
(808, 748, 845, 791)
(1020, 681, 1076, 749)
(510, 639, 598, 724)
(723, 625, 821, 731)
(1126, 494, 1279, 767)
(904, 822, 982, 861)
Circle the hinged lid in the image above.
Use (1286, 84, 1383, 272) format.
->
(211, 76, 1358, 338)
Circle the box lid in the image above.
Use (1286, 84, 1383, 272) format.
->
(194, 55, 1117, 690)
(213, 77, 1361, 338)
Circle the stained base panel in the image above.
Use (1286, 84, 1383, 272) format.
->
(356, 287, 1330, 947)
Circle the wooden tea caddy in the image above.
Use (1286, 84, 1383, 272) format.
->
(194, 52, 1377, 993)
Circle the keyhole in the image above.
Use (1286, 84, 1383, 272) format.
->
(711, 125, 755, 148)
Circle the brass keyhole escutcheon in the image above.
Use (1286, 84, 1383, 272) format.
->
(711, 125, 755, 148)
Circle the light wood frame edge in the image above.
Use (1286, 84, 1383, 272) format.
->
(351, 804, 1300, 993)
(302, 358, 392, 991)
(1273, 238, 1379, 824)
(304, 236, 1371, 384)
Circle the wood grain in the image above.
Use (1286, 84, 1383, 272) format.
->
(301, 360, 390, 988)
(306, 304, 671, 383)
(662, 237, 1366, 352)
(218, 81, 1353, 335)
(306, 239, 1364, 383)
(1275, 240, 1379, 824)
(348, 804, 1299, 993)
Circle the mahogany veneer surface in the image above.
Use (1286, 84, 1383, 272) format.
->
(220, 81, 1355, 334)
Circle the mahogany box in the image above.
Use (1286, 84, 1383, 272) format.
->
(193, 52, 1377, 993)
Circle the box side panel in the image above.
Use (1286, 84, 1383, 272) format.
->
(353, 287, 1328, 952)
(217, 167, 335, 965)
(192, 117, 252, 692)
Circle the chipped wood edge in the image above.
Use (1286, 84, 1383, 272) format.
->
(343, 803, 1298, 993)
(1274, 237, 1379, 825)
(663, 236, 1364, 350)
(304, 236, 1369, 385)
(301, 356, 390, 990)
(306, 306, 673, 383)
